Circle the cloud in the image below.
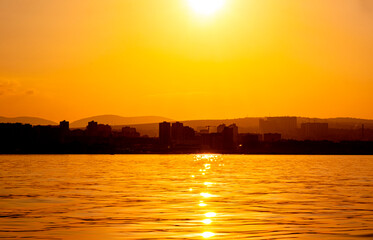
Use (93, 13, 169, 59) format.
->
(0, 79, 36, 96)
(25, 90, 35, 95)
(0, 79, 20, 95)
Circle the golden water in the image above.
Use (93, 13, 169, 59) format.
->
(0, 155, 373, 239)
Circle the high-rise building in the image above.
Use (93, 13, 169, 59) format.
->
(301, 123, 328, 140)
(97, 124, 112, 137)
(228, 124, 238, 144)
(122, 127, 140, 138)
(222, 127, 234, 150)
(217, 124, 226, 133)
(259, 117, 297, 138)
(172, 122, 184, 144)
(183, 126, 195, 141)
(59, 120, 69, 133)
(159, 122, 171, 146)
(86, 121, 98, 136)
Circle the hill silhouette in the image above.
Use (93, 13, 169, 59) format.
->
(70, 115, 173, 128)
(0, 116, 57, 125)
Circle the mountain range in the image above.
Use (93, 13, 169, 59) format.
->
(0, 116, 57, 126)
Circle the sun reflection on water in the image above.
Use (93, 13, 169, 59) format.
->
(205, 212, 216, 218)
(202, 219, 212, 224)
(190, 154, 222, 238)
(201, 232, 215, 238)
(200, 192, 212, 198)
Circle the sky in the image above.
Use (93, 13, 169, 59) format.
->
(0, 0, 373, 122)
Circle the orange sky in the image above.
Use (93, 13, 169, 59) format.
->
(0, 0, 372, 122)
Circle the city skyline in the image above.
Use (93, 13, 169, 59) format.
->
(1, 117, 372, 154)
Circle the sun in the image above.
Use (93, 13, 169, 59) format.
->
(188, 0, 226, 16)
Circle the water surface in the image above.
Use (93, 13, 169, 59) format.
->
(1, 155, 373, 239)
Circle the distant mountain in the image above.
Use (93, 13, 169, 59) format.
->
(70, 115, 173, 128)
(0, 116, 57, 126)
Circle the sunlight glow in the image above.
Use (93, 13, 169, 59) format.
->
(188, 0, 225, 16)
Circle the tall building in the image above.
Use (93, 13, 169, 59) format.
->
(172, 122, 184, 144)
(122, 127, 140, 138)
(97, 124, 112, 137)
(183, 126, 195, 141)
(217, 124, 226, 133)
(301, 123, 328, 140)
(259, 117, 297, 138)
(228, 124, 238, 144)
(222, 127, 234, 150)
(86, 121, 98, 136)
(86, 121, 111, 137)
(159, 122, 171, 146)
(59, 120, 69, 133)
(217, 124, 238, 149)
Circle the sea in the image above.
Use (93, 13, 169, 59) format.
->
(0, 155, 372, 239)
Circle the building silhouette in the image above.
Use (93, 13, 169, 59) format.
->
(86, 121, 98, 136)
(217, 124, 226, 133)
(86, 121, 111, 137)
(241, 133, 261, 149)
(60, 120, 69, 132)
(171, 122, 184, 144)
(122, 127, 140, 138)
(229, 124, 239, 144)
(216, 124, 236, 150)
(259, 117, 297, 138)
(263, 133, 282, 142)
(301, 122, 328, 140)
(159, 121, 171, 147)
